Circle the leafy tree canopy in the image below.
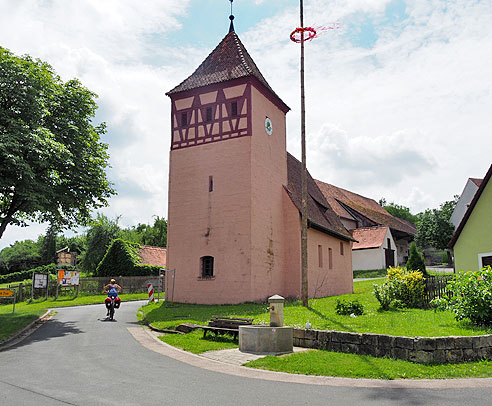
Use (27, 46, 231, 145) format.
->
(79, 214, 121, 273)
(0, 238, 42, 274)
(0, 47, 115, 240)
(379, 198, 417, 224)
(414, 197, 458, 250)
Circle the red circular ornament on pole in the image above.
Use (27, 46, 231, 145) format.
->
(290, 27, 317, 43)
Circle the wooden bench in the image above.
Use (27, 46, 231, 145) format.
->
(201, 316, 253, 340)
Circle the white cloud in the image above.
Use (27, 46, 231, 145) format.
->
(243, 0, 492, 213)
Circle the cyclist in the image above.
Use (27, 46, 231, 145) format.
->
(103, 279, 122, 316)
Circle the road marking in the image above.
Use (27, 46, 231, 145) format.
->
(127, 327, 492, 389)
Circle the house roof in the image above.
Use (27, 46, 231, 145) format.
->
(351, 226, 388, 250)
(138, 246, 167, 267)
(285, 153, 355, 242)
(449, 164, 492, 248)
(470, 178, 483, 187)
(315, 180, 417, 237)
(166, 30, 288, 111)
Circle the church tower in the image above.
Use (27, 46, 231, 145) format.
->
(165, 19, 292, 304)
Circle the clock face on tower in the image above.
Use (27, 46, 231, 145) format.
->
(265, 117, 273, 135)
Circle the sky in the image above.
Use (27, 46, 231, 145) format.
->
(1, 0, 491, 249)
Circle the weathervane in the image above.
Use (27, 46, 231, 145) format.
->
(229, 0, 235, 32)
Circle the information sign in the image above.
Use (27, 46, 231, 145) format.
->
(33, 273, 48, 289)
(0, 289, 15, 298)
(57, 270, 80, 286)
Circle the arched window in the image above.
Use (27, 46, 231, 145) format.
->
(201, 256, 214, 278)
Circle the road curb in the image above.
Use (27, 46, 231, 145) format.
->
(0, 310, 52, 351)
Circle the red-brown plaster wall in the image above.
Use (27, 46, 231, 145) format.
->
(307, 228, 353, 298)
(249, 85, 289, 301)
(166, 136, 253, 304)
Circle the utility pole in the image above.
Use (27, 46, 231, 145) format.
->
(300, 0, 309, 307)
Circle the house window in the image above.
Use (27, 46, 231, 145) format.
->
(387, 238, 391, 249)
(231, 101, 238, 117)
(318, 245, 323, 268)
(209, 176, 213, 192)
(206, 107, 213, 122)
(328, 248, 333, 269)
(482, 256, 492, 268)
(340, 242, 344, 256)
(201, 256, 214, 278)
(181, 112, 188, 127)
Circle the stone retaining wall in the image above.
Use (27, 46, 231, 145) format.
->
(293, 329, 492, 363)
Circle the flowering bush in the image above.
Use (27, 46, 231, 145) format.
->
(373, 266, 425, 310)
(431, 266, 492, 326)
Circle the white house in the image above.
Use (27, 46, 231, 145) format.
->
(450, 178, 482, 230)
(351, 226, 397, 271)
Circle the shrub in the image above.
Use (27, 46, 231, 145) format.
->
(373, 266, 425, 310)
(95, 239, 162, 277)
(432, 266, 492, 326)
(406, 242, 427, 275)
(373, 283, 392, 310)
(335, 299, 364, 316)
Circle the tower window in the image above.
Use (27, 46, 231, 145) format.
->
(231, 101, 238, 117)
(201, 256, 214, 278)
(329, 248, 333, 269)
(340, 242, 344, 256)
(209, 176, 213, 192)
(181, 112, 188, 127)
(318, 245, 323, 268)
(206, 107, 213, 122)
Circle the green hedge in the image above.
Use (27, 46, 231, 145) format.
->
(0, 264, 76, 284)
(95, 239, 162, 277)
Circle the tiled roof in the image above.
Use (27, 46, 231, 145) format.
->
(315, 180, 417, 237)
(351, 226, 388, 250)
(167, 31, 283, 105)
(138, 246, 167, 267)
(450, 164, 492, 247)
(286, 153, 354, 241)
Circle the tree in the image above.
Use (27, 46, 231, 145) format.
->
(79, 214, 121, 273)
(120, 216, 168, 247)
(40, 225, 57, 265)
(0, 239, 42, 274)
(415, 197, 458, 250)
(406, 242, 427, 275)
(0, 47, 115, 240)
(379, 198, 417, 224)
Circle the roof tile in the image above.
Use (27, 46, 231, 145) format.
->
(315, 180, 417, 236)
(286, 153, 354, 241)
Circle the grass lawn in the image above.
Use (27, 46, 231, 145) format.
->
(159, 330, 239, 354)
(353, 269, 387, 279)
(138, 280, 492, 379)
(0, 293, 148, 342)
(245, 350, 492, 380)
(139, 280, 492, 337)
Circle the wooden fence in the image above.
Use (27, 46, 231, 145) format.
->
(9, 275, 164, 300)
(423, 275, 453, 306)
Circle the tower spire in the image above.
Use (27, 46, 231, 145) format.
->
(229, 0, 235, 33)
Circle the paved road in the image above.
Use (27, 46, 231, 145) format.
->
(1, 301, 491, 406)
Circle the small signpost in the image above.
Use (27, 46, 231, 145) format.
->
(56, 270, 80, 299)
(0, 288, 16, 312)
(32, 272, 49, 301)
